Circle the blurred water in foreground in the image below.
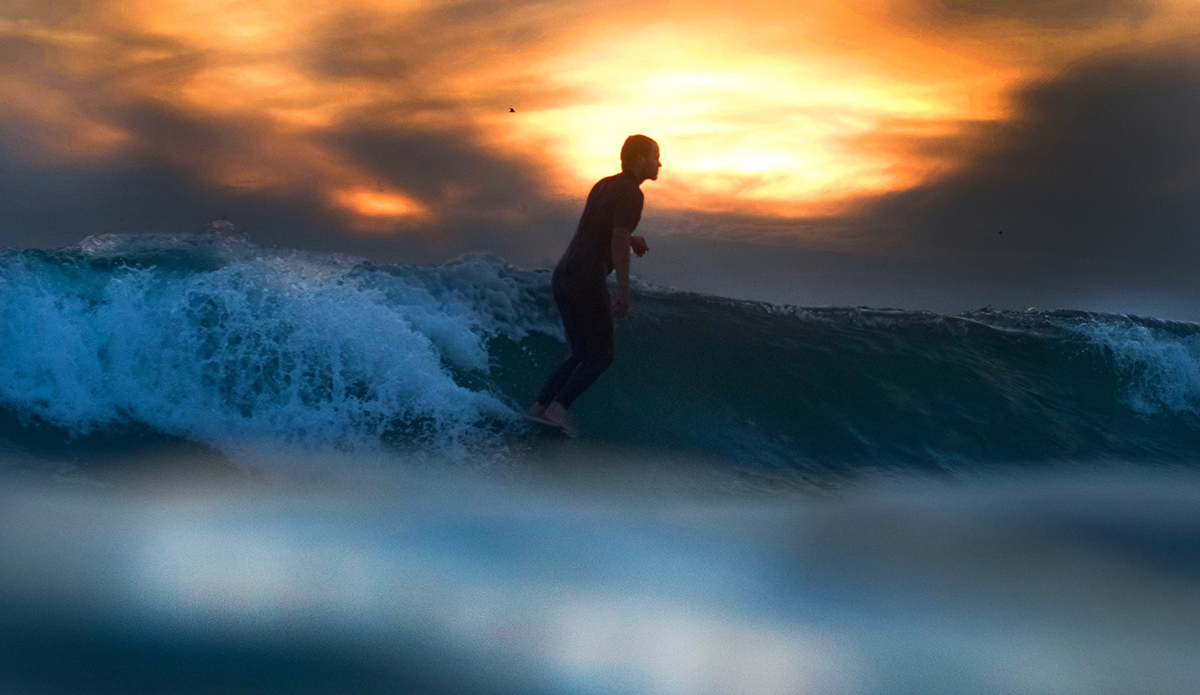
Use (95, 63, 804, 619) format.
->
(2, 450, 1198, 695)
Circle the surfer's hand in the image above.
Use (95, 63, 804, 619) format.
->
(631, 236, 649, 257)
(612, 286, 631, 318)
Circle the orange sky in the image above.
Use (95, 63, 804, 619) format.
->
(1, 0, 1197, 232)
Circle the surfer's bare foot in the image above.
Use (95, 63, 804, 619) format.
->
(543, 401, 578, 438)
(525, 402, 546, 419)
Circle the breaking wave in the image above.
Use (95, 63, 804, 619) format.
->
(3, 232, 1200, 467)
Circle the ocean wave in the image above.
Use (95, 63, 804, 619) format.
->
(3, 233, 1200, 465)
(0, 235, 541, 453)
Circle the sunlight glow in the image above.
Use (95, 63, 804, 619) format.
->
(332, 188, 429, 220)
(480, 18, 1014, 216)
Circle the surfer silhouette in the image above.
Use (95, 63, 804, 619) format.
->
(526, 135, 659, 436)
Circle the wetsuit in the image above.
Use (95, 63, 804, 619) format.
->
(536, 171, 644, 408)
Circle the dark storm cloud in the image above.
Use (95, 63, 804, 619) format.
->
(307, 0, 581, 84)
(295, 1, 579, 203)
(301, 0, 592, 129)
(0, 94, 576, 264)
(0, 117, 321, 248)
(0, 32, 44, 66)
(0, 0, 85, 24)
(316, 123, 581, 261)
(268, 120, 576, 259)
(116, 102, 263, 163)
(899, 0, 1154, 28)
(0, 0, 584, 261)
(324, 127, 549, 210)
(0, 14, 207, 162)
(859, 41, 1200, 267)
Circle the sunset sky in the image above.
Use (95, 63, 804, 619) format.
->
(3, 0, 1200, 316)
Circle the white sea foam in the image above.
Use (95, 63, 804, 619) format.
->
(0, 237, 559, 452)
(1074, 318, 1200, 415)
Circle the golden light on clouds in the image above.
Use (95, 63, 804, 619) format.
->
(475, 0, 1200, 217)
(0, 20, 129, 158)
(2, 0, 1197, 231)
(333, 187, 429, 223)
(484, 19, 1013, 216)
(0, 74, 130, 157)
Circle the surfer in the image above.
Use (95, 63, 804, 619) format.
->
(525, 134, 659, 436)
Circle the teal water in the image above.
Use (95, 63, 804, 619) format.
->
(3, 232, 1200, 468)
(2, 233, 1199, 694)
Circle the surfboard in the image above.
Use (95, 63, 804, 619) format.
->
(523, 413, 577, 438)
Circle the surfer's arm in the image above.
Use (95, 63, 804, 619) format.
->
(611, 226, 632, 318)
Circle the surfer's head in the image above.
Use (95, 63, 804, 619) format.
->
(621, 135, 660, 182)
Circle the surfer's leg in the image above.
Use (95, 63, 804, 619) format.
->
(536, 274, 610, 436)
(536, 354, 583, 407)
(552, 349, 613, 409)
(549, 292, 613, 409)
(535, 271, 590, 407)
(540, 309, 604, 434)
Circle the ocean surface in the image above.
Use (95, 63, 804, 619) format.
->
(2, 232, 1199, 694)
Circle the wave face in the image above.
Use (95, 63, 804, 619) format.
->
(3, 233, 1200, 467)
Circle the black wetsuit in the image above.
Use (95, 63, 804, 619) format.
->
(536, 171, 644, 408)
